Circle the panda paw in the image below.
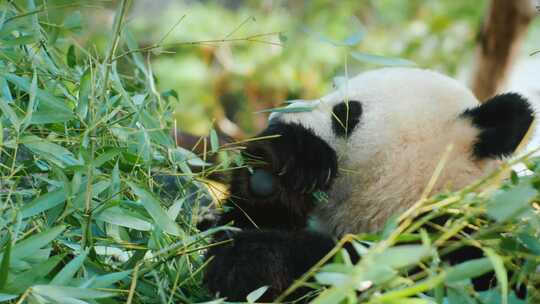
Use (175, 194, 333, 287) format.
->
(245, 122, 338, 195)
(204, 231, 296, 302)
(204, 230, 335, 302)
(222, 122, 338, 229)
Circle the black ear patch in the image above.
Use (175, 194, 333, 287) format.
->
(462, 93, 534, 159)
(332, 100, 362, 138)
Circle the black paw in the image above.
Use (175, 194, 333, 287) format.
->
(204, 231, 295, 302)
(245, 122, 338, 195)
(221, 122, 338, 230)
(204, 230, 335, 302)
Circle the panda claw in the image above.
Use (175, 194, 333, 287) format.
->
(325, 169, 332, 185)
(278, 161, 291, 176)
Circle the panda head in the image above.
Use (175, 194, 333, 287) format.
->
(269, 67, 535, 235)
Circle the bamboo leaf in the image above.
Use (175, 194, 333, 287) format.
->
(50, 250, 88, 285)
(350, 51, 416, 67)
(210, 128, 219, 153)
(67, 45, 77, 67)
(484, 248, 508, 304)
(90, 270, 131, 288)
(3, 74, 74, 123)
(127, 181, 183, 236)
(0, 235, 12, 289)
(21, 70, 38, 129)
(5, 225, 65, 261)
(0, 97, 20, 128)
(445, 257, 493, 283)
(32, 285, 115, 299)
(77, 68, 91, 119)
(246, 286, 269, 303)
(5, 254, 65, 293)
(97, 207, 152, 231)
(21, 135, 82, 168)
(21, 188, 67, 218)
(487, 184, 536, 222)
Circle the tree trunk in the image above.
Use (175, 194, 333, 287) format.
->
(472, 0, 537, 101)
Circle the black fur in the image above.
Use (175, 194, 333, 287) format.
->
(220, 122, 338, 230)
(204, 230, 335, 301)
(332, 100, 363, 138)
(462, 93, 534, 159)
(204, 122, 339, 301)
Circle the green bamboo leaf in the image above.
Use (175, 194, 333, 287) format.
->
(0, 235, 12, 289)
(4, 74, 74, 123)
(32, 285, 115, 299)
(90, 270, 131, 288)
(167, 197, 186, 221)
(487, 184, 537, 222)
(50, 250, 88, 285)
(0, 294, 17, 301)
(370, 275, 445, 303)
(484, 248, 508, 304)
(246, 286, 269, 303)
(127, 181, 183, 236)
(210, 128, 219, 153)
(161, 89, 178, 102)
(0, 97, 20, 128)
(73, 180, 110, 209)
(315, 272, 348, 286)
(21, 188, 67, 218)
(2, 34, 36, 46)
(311, 286, 349, 304)
(258, 100, 317, 114)
(445, 257, 493, 283)
(0, 77, 13, 104)
(21, 70, 38, 129)
(1, 78, 13, 103)
(21, 135, 82, 168)
(67, 45, 76, 67)
(6, 225, 65, 261)
(110, 161, 121, 199)
(477, 289, 526, 304)
(170, 147, 211, 167)
(350, 51, 416, 67)
(124, 29, 146, 74)
(5, 254, 64, 293)
(140, 110, 173, 147)
(517, 233, 540, 255)
(93, 148, 120, 168)
(77, 68, 91, 119)
(97, 207, 152, 231)
(374, 245, 430, 269)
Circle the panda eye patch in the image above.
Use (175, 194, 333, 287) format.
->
(331, 100, 362, 138)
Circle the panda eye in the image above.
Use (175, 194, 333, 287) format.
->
(331, 100, 362, 138)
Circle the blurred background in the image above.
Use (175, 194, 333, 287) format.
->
(29, 0, 540, 138)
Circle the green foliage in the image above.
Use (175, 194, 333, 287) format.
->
(1, 1, 540, 304)
(0, 1, 218, 302)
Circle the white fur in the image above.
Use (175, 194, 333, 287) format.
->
(275, 67, 502, 235)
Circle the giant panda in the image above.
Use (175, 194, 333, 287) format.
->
(203, 67, 535, 301)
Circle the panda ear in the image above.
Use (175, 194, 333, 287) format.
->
(461, 93, 535, 159)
